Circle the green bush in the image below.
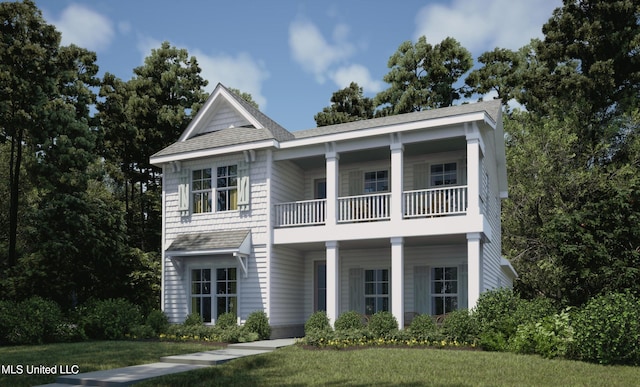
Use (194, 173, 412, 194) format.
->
(79, 298, 142, 340)
(572, 292, 640, 365)
(368, 311, 398, 338)
(441, 309, 479, 343)
(0, 297, 64, 345)
(183, 312, 203, 326)
(244, 311, 271, 340)
(334, 311, 365, 331)
(129, 324, 156, 339)
(510, 308, 574, 358)
(146, 310, 169, 335)
(216, 312, 237, 329)
(408, 314, 438, 341)
(305, 311, 332, 333)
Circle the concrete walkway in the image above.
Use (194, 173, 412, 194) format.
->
(37, 338, 296, 387)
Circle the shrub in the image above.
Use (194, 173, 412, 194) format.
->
(305, 311, 332, 333)
(129, 324, 156, 339)
(334, 311, 365, 331)
(441, 309, 479, 343)
(510, 308, 574, 358)
(184, 312, 203, 326)
(216, 312, 237, 329)
(0, 297, 64, 345)
(368, 311, 398, 338)
(572, 292, 640, 365)
(0, 299, 17, 345)
(244, 311, 271, 340)
(408, 314, 438, 341)
(146, 310, 169, 335)
(79, 298, 142, 340)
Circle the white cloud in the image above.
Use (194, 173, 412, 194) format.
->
(330, 64, 383, 94)
(48, 4, 114, 51)
(288, 18, 354, 83)
(414, 0, 562, 55)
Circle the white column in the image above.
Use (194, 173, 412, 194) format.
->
(326, 240, 340, 327)
(467, 232, 482, 310)
(466, 138, 480, 215)
(390, 140, 404, 222)
(325, 146, 339, 226)
(391, 237, 404, 328)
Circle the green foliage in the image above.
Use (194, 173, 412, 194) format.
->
(184, 313, 204, 326)
(315, 82, 374, 127)
(146, 310, 169, 335)
(407, 314, 438, 341)
(0, 297, 63, 345)
(441, 309, 480, 343)
(334, 311, 365, 331)
(244, 311, 271, 340)
(368, 311, 398, 339)
(304, 311, 332, 333)
(510, 308, 574, 359)
(216, 312, 237, 329)
(572, 292, 640, 365)
(78, 298, 142, 340)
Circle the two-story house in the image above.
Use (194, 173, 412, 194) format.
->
(150, 83, 516, 338)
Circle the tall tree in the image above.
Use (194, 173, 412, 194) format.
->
(375, 36, 472, 115)
(314, 82, 374, 127)
(0, 0, 60, 267)
(98, 42, 208, 252)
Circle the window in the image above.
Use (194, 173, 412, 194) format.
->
(431, 267, 458, 315)
(364, 170, 389, 193)
(315, 261, 326, 311)
(430, 162, 457, 187)
(314, 179, 327, 200)
(217, 165, 238, 211)
(192, 169, 212, 213)
(365, 269, 389, 315)
(191, 269, 212, 323)
(216, 268, 237, 318)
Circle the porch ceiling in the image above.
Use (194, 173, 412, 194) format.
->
(277, 233, 467, 252)
(287, 137, 466, 171)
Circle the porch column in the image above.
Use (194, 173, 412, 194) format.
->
(467, 232, 482, 310)
(326, 240, 340, 327)
(466, 137, 481, 215)
(325, 144, 339, 226)
(390, 135, 404, 222)
(391, 237, 404, 328)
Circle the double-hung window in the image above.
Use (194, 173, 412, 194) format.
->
(364, 269, 389, 315)
(431, 267, 458, 315)
(216, 268, 237, 318)
(430, 162, 457, 187)
(364, 170, 389, 193)
(216, 165, 238, 211)
(192, 169, 212, 214)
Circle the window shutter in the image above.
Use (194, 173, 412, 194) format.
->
(414, 266, 430, 315)
(349, 268, 364, 314)
(413, 163, 429, 190)
(348, 171, 363, 196)
(237, 161, 250, 211)
(178, 170, 190, 216)
(458, 264, 468, 310)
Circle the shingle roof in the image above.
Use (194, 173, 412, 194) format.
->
(292, 99, 502, 140)
(166, 229, 250, 252)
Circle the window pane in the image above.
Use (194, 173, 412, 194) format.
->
(434, 282, 443, 294)
(445, 296, 458, 313)
(433, 298, 444, 315)
(192, 283, 201, 294)
(365, 270, 374, 282)
(228, 268, 237, 280)
(202, 297, 212, 322)
(365, 298, 375, 315)
(217, 166, 227, 177)
(228, 282, 237, 294)
(192, 269, 201, 281)
(381, 282, 389, 295)
(445, 267, 457, 280)
(217, 282, 226, 294)
(218, 177, 228, 187)
(365, 283, 374, 294)
(202, 282, 211, 295)
(449, 281, 457, 294)
(445, 163, 456, 172)
(381, 297, 389, 312)
(433, 267, 443, 281)
(217, 268, 226, 280)
(228, 165, 237, 175)
(217, 297, 227, 316)
(431, 164, 443, 173)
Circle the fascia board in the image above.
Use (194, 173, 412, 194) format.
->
(167, 248, 239, 257)
(150, 140, 278, 165)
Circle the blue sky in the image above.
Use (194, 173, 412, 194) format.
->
(36, 0, 561, 132)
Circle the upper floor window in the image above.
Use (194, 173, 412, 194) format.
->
(216, 165, 238, 211)
(364, 170, 389, 193)
(430, 162, 457, 187)
(191, 165, 238, 214)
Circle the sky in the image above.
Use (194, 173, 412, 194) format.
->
(35, 0, 562, 132)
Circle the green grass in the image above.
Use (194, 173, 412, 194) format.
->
(0, 341, 217, 387)
(139, 346, 640, 387)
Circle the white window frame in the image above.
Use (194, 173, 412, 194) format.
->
(431, 266, 458, 315)
(215, 267, 238, 318)
(363, 170, 389, 193)
(429, 162, 458, 187)
(364, 268, 390, 315)
(192, 168, 212, 214)
(190, 268, 213, 323)
(216, 164, 238, 212)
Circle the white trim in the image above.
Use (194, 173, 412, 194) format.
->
(500, 257, 518, 279)
(150, 140, 277, 165)
(161, 164, 167, 313)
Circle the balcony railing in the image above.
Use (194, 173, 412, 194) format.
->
(338, 192, 391, 223)
(403, 185, 467, 218)
(273, 186, 468, 227)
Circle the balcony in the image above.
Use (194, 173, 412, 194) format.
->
(274, 186, 467, 228)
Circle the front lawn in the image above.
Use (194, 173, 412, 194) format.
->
(140, 345, 640, 386)
(0, 341, 216, 387)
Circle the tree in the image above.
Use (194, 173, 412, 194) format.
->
(0, 0, 60, 268)
(314, 82, 374, 127)
(228, 87, 259, 109)
(375, 36, 472, 115)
